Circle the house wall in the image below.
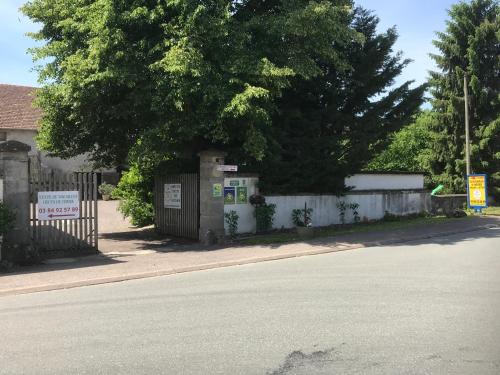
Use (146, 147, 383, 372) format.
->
(345, 173, 424, 191)
(5, 129, 112, 174)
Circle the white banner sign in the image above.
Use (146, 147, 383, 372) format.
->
(164, 184, 181, 209)
(38, 191, 80, 220)
(217, 165, 238, 172)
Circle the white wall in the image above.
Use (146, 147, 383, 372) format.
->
(345, 173, 424, 191)
(6, 129, 113, 173)
(263, 191, 430, 230)
(223, 177, 258, 234)
(222, 173, 430, 234)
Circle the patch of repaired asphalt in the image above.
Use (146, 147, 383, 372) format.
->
(267, 347, 339, 375)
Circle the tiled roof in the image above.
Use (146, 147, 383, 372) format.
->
(0, 84, 41, 130)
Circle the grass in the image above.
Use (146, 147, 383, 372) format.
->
(483, 206, 500, 216)
(239, 215, 464, 246)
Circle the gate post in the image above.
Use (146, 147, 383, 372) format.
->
(0, 141, 32, 259)
(199, 150, 226, 244)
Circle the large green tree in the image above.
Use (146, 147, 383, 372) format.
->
(23, 0, 357, 167)
(366, 111, 436, 174)
(428, 0, 500, 198)
(235, 8, 425, 193)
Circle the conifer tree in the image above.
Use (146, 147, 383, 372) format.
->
(239, 8, 425, 193)
(428, 0, 500, 198)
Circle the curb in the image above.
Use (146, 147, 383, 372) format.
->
(0, 223, 497, 297)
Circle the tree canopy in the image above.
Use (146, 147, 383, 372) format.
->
(428, 0, 500, 198)
(366, 111, 436, 174)
(237, 7, 425, 193)
(23, 0, 359, 167)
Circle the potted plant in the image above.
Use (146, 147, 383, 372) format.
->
(98, 182, 115, 201)
(291, 202, 314, 237)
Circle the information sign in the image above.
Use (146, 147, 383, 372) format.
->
(38, 191, 80, 220)
(217, 165, 238, 172)
(467, 174, 487, 209)
(164, 184, 181, 209)
(213, 183, 223, 197)
(224, 187, 236, 204)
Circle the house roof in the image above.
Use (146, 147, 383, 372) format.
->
(0, 84, 41, 130)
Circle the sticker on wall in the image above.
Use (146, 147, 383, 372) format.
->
(229, 180, 240, 187)
(236, 186, 248, 204)
(213, 183, 222, 197)
(224, 187, 236, 204)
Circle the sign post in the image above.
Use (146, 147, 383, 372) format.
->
(467, 174, 487, 212)
(38, 191, 80, 220)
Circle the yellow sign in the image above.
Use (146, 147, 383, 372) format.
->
(467, 174, 487, 208)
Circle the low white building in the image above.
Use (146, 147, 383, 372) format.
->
(0, 83, 118, 182)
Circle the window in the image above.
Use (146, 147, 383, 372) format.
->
(0, 131, 6, 141)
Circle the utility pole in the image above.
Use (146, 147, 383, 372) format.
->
(464, 74, 471, 176)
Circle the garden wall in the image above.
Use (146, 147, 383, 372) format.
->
(223, 172, 429, 234)
(264, 190, 431, 230)
(223, 176, 259, 234)
(345, 173, 424, 191)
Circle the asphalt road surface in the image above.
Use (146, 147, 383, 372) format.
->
(1, 228, 500, 374)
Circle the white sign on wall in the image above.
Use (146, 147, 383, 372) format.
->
(164, 184, 181, 209)
(38, 191, 80, 220)
(217, 165, 238, 172)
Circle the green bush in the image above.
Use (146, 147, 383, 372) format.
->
(112, 166, 154, 227)
(224, 210, 239, 238)
(98, 182, 115, 197)
(336, 201, 348, 224)
(255, 203, 276, 233)
(0, 202, 15, 236)
(291, 206, 313, 227)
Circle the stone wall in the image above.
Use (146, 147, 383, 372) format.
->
(431, 194, 467, 215)
(0, 141, 32, 260)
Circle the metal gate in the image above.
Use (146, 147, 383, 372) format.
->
(29, 171, 98, 254)
(154, 173, 199, 240)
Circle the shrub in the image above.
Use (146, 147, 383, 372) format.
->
(255, 203, 276, 233)
(249, 194, 276, 233)
(349, 202, 360, 223)
(0, 202, 15, 236)
(249, 194, 266, 207)
(112, 166, 154, 227)
(224, 210, 239, 238)
(98, 182, 115, 197)
(291, 204, 313, 227)
(336, 201, 348, 224)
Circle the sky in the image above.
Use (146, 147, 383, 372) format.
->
(0, 0, 457, 88)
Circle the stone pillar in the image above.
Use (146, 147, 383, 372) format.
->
(0, 141, 32, 253)
(198, 150, 226, 244)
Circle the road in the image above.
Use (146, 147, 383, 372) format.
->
(1, 228, 500, 374)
